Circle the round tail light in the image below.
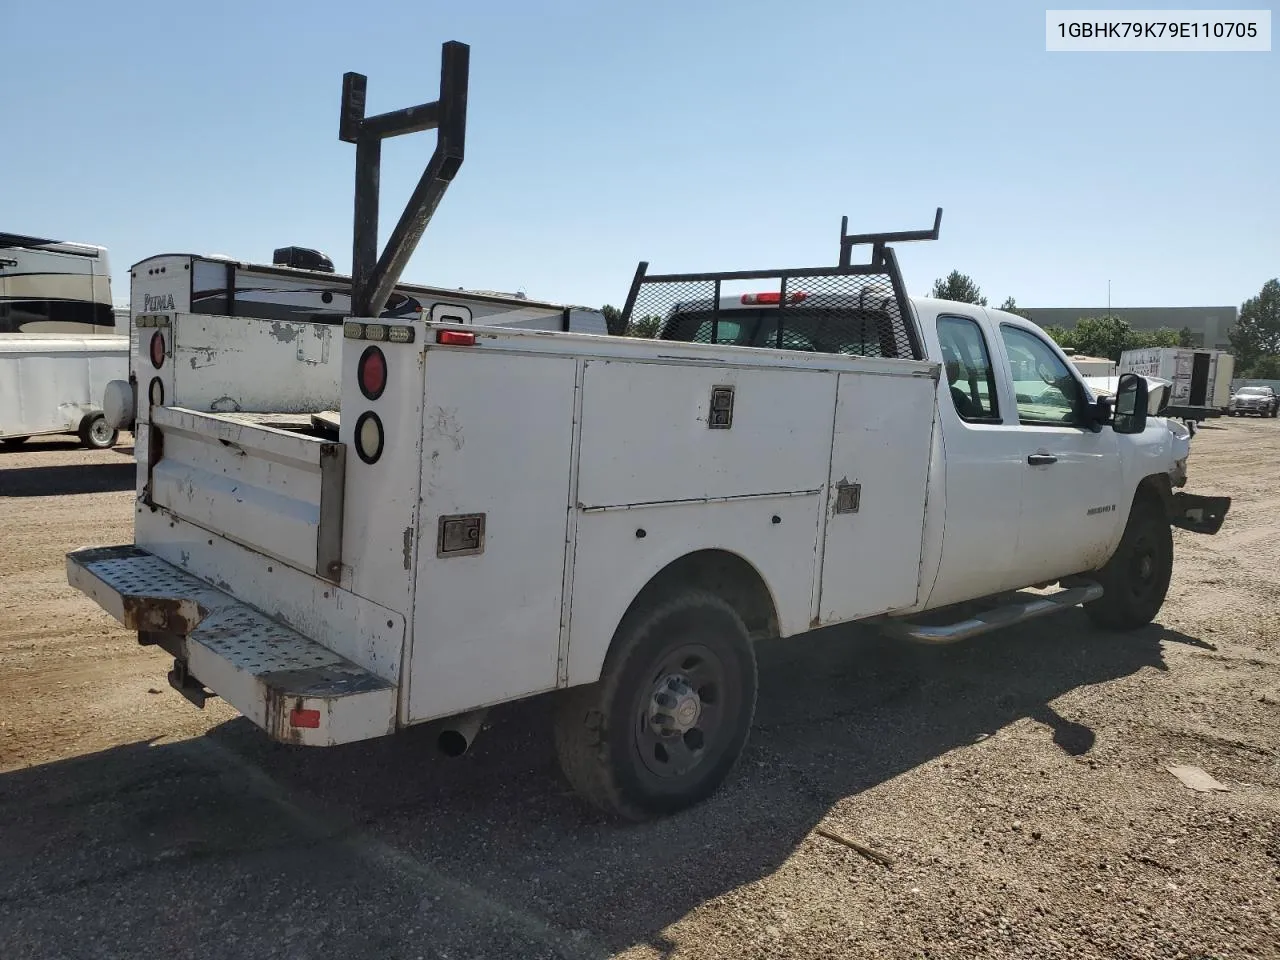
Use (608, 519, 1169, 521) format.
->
(358, 345, 387, 401)
(149, 332, 166, 369)
(354, 411, 385, 464)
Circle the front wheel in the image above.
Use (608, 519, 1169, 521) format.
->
(1084, 494, 1173, 631)
(553, 590, 758, 820)
(79, 414, 118, 450)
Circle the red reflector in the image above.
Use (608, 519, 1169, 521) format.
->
(740, 291, 808, 305)
(290, 708, 321, 729)
(436, 330, 476, 346)
(149, 332, 166, 368)
(358, 345, 387, 401)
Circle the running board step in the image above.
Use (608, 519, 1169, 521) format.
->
(883, 583, 1104, 645)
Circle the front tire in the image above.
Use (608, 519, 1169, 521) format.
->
(79, 414, 118, 450)
(553, 590, 758, 821)
(1084, 493, 1173, 631)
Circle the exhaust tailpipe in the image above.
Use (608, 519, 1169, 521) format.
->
(436, 709, 488, 757)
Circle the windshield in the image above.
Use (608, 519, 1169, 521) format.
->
(658, 306, 900, 358)
(1238, 387, 1271, 395)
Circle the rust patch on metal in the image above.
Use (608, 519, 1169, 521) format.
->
(269, 321, 300, 344)
(118, 595, 206, 633)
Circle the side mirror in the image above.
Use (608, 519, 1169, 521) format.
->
(1082, 394, 1112, 433)
(1113, 373, 1149, 434)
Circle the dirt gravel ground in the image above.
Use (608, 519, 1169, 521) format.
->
(1, 423, 1277, 960)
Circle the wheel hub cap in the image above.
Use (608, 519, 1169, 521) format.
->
(649, 675, 701, 737)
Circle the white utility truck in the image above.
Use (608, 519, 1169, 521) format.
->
(65, 43, 1231, 820)
(0, 333, 128, 448)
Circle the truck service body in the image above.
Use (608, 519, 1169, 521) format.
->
(65, 272, 1231, 817)
(65, 42, 1232, 819)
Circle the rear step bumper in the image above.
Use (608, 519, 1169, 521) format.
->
(884, 583, 1104, 645)
(66, 545, 396, 747)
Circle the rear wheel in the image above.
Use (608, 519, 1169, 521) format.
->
(1084, 493, 1173, 631)
(79, 414, 118, 450)
(553, 590, 757, 820)
(1, 436, 29, 448)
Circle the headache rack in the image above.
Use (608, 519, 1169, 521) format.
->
(618, 208, 942, 361)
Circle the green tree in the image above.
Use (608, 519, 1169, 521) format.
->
(1132, 327, 1183, 350)
(1042, 325, 1073, 349)
(997, 296, 1031, 319)
(626, 314, 664, 338)
(601, 304, 625, 336)
(1248, 354, 1280, 379)
(601, 304, 664, 338)
(931, 271, 987, 305)
(1178, 326, 1198, 347)
(1061, 315, 1134, 361)
(1229, 279, 1280, 372)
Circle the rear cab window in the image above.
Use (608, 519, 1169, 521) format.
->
(661, 306, 900, 358)
(937, 315, 1000, 422)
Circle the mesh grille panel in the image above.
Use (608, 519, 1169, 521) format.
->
(623, 269, 920, 360)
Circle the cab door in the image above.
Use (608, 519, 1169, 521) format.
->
(993, 320, 1123, 583)
(922, 309, 1029, 610)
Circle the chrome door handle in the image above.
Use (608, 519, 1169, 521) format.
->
(1027, 453, 1057, 466)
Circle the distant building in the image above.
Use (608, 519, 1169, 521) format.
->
(1019, 306, 1237, 351)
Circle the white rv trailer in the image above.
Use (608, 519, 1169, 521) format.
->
(0, 233, 117, 335)
(130, 248, 608, 333)
(105, 249, 610, 431)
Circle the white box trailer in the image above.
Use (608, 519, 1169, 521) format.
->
(1117, 346, 1231, 421)
(0, 333, 128, 448)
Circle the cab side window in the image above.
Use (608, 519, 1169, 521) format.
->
(937, 315, 1000, 422)
(999, 324, 1084, 427)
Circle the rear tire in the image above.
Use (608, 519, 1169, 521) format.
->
(1084, 493, 1173, 631)
(1, 436, 29, 448)
(553, 590, 757, 821)
(79, 414, 118, 450)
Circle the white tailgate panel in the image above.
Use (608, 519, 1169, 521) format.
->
(817, 372, 936, 622)
(566, 492, 824, 686)
(148, 406, 341, 578)
(575, 360, 836, 507)
(408, 350, 577, 722)
(136, 509, 404, 683)
(172, 314, 341, 414)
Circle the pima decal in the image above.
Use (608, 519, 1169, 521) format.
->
(143, 293, 175, 312)
(1086, 504, 1116, 516)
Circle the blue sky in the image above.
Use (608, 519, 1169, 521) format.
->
(3, 0, 1276, 312)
